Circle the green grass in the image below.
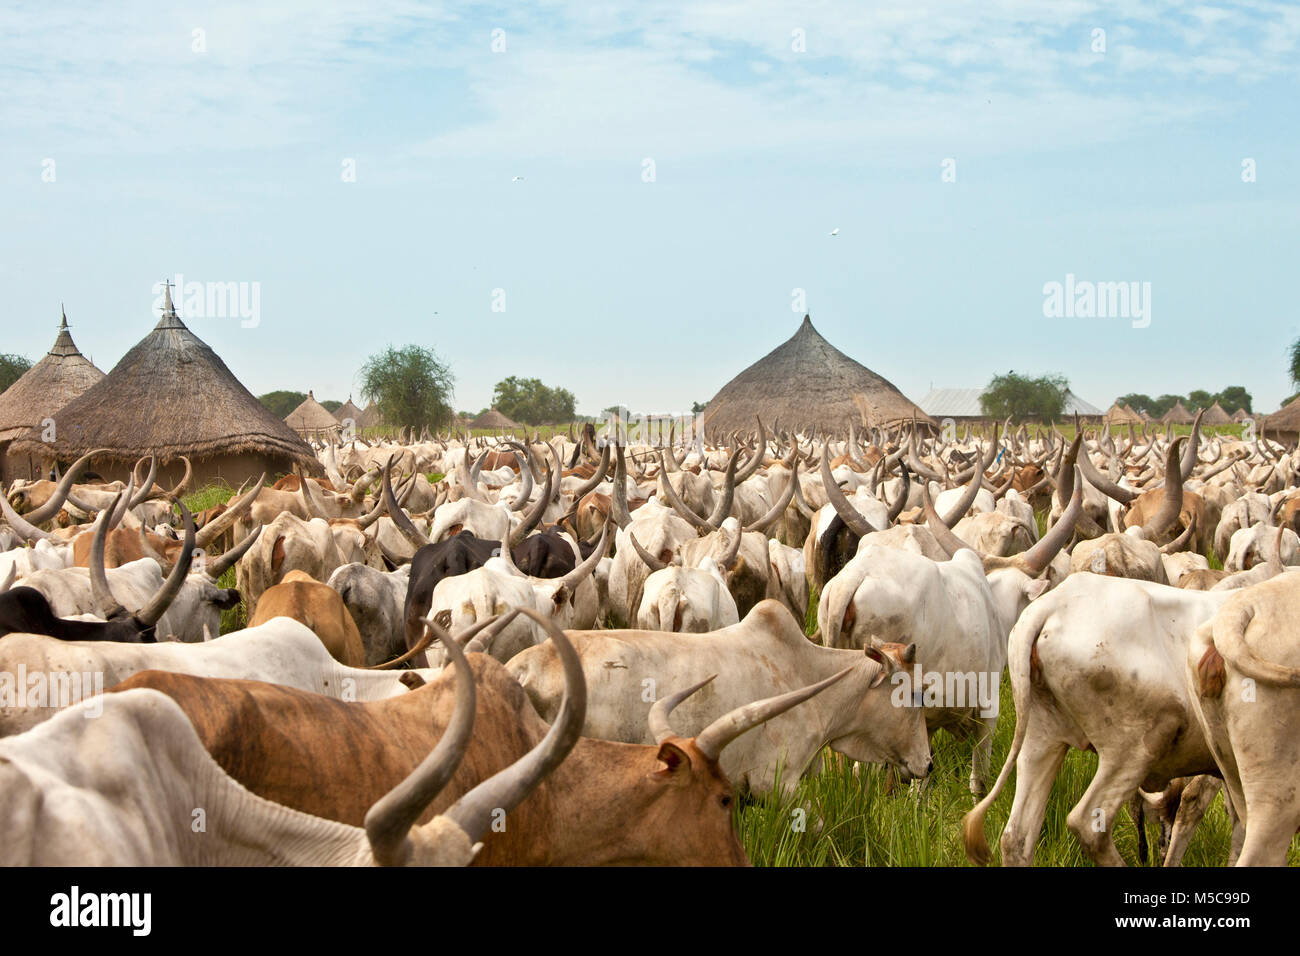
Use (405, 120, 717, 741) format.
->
(181, 482, 246, 635)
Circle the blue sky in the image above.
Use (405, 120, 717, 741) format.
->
(2, 1, 1297, 416)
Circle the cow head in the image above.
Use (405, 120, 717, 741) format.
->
(827, 641, 932, 780)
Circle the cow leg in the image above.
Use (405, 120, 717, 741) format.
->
(1235, 806, 1296, 867)
(1163, 775, 1221, 867)
(969, 714, 996, 798)
(1066, 756, 1151, 867)
(1000, 735, 1068, 867)
(1225, 791, 1245, 866)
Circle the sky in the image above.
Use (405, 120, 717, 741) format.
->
(2, 0, 1297, 417)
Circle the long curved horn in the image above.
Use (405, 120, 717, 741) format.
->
(1077, 445, 1138, 505)
(886, 464, 911, 523)
(18, 448, 112, 524)
(364, 620, 476, 866)
(89, 494, 129, 619)
(383, 457, 431, 550)
(718, 524, 743, 571)
(1141, 438, 1186, 541)
(0, 564, 15, 594)
(1019, 466, 1082, 576)
(703, 446, 743, 529)
(194, 475, 265, 551)
(297, 466, 330, 519)
(1158, 513, 1196, 555)
(743, 462, 799, 534)
(504, 445, 534, 513)
(649, 675, 716, 743)
(734, 417, 767, 482)
(939, 466, 984, 528)
(442, 607, 586, 843)
(922, 484, 977, 559)
(204, 524, 262, 580)
(819, 442, 880, 538)
(1180, 408, 1204, 480)
(464, 609, 525, 655)
(656, 449, 711, 532)
(137, 521, 171, 572)
(694, 666, 853, 763)
(106, 472, 135, 530)
(570, 442, 610, 499)
(163, 456, 192, 500)
(627, 529, 669, 571)
(128, 457, 158, 508)
(509, 449, 554, 547)
(558, 522, 609, 591)
(134, 500, 196, 628)
(0, 489, 52, 542)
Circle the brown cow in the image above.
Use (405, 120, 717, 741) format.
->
(112, 614, 839, 866)
(248, 570, 366, 667)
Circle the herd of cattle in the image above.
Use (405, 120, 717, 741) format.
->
(2, 410, 1299, 866)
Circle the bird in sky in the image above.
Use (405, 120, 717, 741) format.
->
(512, 175, 524, 182)
(829, 227, 839, 237)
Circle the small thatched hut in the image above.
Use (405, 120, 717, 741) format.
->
(1261, 396, 1300, 444)
(1231, 407, 1251, 423)
(10, 286, 320, 486)
(334, 395, 364, 425)
(1103, 402, 1143, 425)
(470, 408, 521, 430)
(698, 315, 934, 437)
(285, 391, 341, 439)
(1200, 401, 1233, 426)
(357, 402, 383, 429)
(0, 310, 106, 482)
(1160, 400, 1195, 425)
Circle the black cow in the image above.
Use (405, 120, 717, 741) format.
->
(0, 587, 158, 643)
(402, 530, 581, 658)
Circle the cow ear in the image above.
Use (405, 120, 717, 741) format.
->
(654, 741, 693, 777)
(1025, 578, 1050, 602)
(902, 642, 916, 663)
(551, 585, 571, 608)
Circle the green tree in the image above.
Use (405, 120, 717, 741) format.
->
(258, 390, 307, 418)
(359, 345, 456, 430)
(1116, 393, 1154, 415)
(1186, 389, 1214, 410)
(0, 353, 32, 393)
(319, 399, 342, 413)
(492, 376, 577, 425)
(691, 400, 708, 414)
(979, 371, 1069, 421)
(1216, 385, 1251, 414)
(1291, 335, 1300, 390)
(1151, 394, 1184, 418)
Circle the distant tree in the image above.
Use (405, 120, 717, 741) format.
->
(691, 400, 708, 414)
(258, 390, 308, 419)
(1186, 389, 1214, 410)
(493, 376, 577, 425)
(358, 345, 455, 429)
(1215, 385, 1252, 414)
(319, 399, 342, 413)
(979, 371, 1069, 421)
(0, 353, 33, 393)
(1116, 393, 1154, 415)
(1291, 336, 1300, 389)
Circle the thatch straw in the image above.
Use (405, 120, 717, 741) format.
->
(334, 395, 364, 424)
(1102, 402, 1143, 425)
(285, 390, 342, 438)
(1261, 395, 1300, 439)
(1200, 401, 1233, 426)
(698, 315, 934, 436)
(1159, 399, 1195, 425)
(0, 312, 105, 443)
(357, 401, 384, 429)
(470, 407, 521, 430)
(10, 297, 319, 474)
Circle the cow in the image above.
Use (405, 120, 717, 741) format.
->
(506, 599, 932, 797)
(1188, 573, 1300, 866)
(327, 562, 412, 665)
(0, 627, 576, 866)
(113, 609, 846, 865)
(249, 570, 366, 667)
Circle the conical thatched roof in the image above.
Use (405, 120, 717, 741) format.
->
(1261, 396, 1300, 439)
(1103, 402, 1143, 425)
(0, 310, 105, 444)
(698, 315, 934, 437)
(11, 286, 319, 474)
(1131, 405, 1153, 422)
(1200, 401, 1232, 425)
(1231, 407, 1251, 423)
(334, 395, 364, 424)
(470, 408, 520, 430)
(357, 401, 383, 429)
(286, 390, 341, 436)
(1160, 400, 1195, 424)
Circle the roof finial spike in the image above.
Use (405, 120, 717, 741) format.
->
(59, 303, 68, 329)
(162, 278, 176, 316)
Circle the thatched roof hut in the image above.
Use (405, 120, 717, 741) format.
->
(334, 395, 364, 425)
(1130, 405, 1153, 422)
(285, 391, 341, 439)
(698, 315, 934, 437)
(357, 401, 383, 429)
(470, 408, 520, 430)
(1200, 401, 1233, 426)
(1160, 400, 1195, 425)
(1231, 407, 1251, 423)
(1261, 396, 1300, 443)
(0, 310, 106, 482)
(10, 286, 320, 486)
(1103, 402, 1143, 425)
